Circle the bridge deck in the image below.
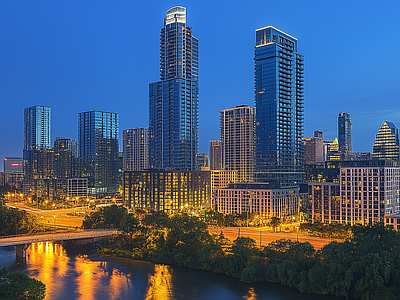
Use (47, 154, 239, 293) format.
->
(0, 229, 119, 247)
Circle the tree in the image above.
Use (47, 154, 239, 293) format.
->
(0, 263, 46, 300)
(268, 216, 281, 232)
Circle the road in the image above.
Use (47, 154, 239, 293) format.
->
(6, 203, 85, 228)
(0, 229, 119, 246)
(209, 227, 336, 250)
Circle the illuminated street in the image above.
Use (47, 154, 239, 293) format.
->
(209, 227, 337, 250)
(6, 203, 85, 228)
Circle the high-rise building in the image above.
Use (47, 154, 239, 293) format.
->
(78, 111, 119, 194)
(254, 26, 304, 186)
(54, 137, 78, 157)
(149, 6, 199, 171)
(220, 105, 255, 183)
(196, 153, 209, 169)
(24, 105, 51, 151)
(373, 121, 399, 160)
(304, 130, 324, 164)
(209, 140, 222, 170)
(123, 128, 149, 171)
(338, 112, 352, 154)
(325, 138, 341, 161)
(4, 158, 23, 173)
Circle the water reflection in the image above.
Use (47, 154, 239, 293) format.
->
(0, 242, 343, 300)
(243, 287, 257, 300)
(145, 265, 172, 300)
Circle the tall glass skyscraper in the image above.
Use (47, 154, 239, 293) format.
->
(338, 112, 352, 154)
(78, 111, 119, 194)
(254, 26, 304, 186)
(149, 6, 199, 171)
(373, 121, 399, 160)
(24, 105, 51, 150)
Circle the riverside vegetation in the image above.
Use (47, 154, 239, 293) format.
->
(0, 203, 46, 300)
(83, 205, 400, 300)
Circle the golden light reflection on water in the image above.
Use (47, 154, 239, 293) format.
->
(145, 264, 173, 300)
(243, 287, 257, 300)
(28, 242, 69, 299)
(27, 242, 135, 300)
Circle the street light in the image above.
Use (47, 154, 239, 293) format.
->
(296, 226, 299, 242)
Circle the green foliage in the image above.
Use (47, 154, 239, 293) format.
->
(300, 221, 352, 239)
(0, 263, 46, 300)
(268, 216, 281, 232)
(82, 205, 139, 232)
(87, 211, 400, 300)
(0, 206, 41, 236)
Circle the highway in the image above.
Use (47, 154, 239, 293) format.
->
(6, 203, 85, 228)
(209, 227, 337, 249)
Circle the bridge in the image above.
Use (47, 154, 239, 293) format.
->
(0, 229, 119, 258)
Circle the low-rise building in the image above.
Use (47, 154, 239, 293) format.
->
(123, 170, 211, 212)
(214, 182, 299, 218)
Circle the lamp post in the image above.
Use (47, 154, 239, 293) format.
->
(296, 226, 299, 242)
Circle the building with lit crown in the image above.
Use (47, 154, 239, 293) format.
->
(149, 6, 199, 170)
(372, 121, 399, 160)
(254, 27, 304, 186)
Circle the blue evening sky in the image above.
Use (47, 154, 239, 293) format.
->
(1, 1, 400, 171)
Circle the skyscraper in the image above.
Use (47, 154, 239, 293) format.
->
(220, 105, 255, 183)
(149, 6, 199, 171)
(373, 121, 399, 160)
(78, 111, 119, 194)
(123, 128, 149, 171)
(24, 105, 51, 151)
(54, 137, 78, 157)
(338, 112, 352, 154)
(209, 140, 222, 170)
(254, 26, 304, 186)
(304, 130, 324, 164)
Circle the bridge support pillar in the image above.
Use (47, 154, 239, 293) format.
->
(16, 243, 31, 258)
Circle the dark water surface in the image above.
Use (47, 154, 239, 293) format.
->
(0, 242, 342, 300)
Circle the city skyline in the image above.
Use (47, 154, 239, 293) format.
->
(1, 1, 400, 171)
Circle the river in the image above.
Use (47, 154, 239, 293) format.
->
(0, 242, 342, 300)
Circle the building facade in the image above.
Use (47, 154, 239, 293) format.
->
(307, 182, 340, 223)
(372, 121, 399, 160)
(254, 26, 304, 186)
(123, 170, 211, 212)
(196, 153, 209, 169)
(220, 105, 255, 183)
(338, 112, 352, 154)
(4, 158, 23, 173)
(209, 140, 222, 170)
(304, 130, 324, 164)
(149, 6, 199, 171)
(78, 111, 119, 194)
(54, 137, 78, 157)
(215, 182, 299, 218)
(123, 128, 149, 171)
(340, 166, 400, 225)
(24, 105, 51, 151)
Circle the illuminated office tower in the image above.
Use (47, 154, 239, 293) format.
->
(149, 6, 199, 170)
(78, 111, 119, 194)
(373, 121, 399, 160)
(209, 140, 222, 170)
(338, 112, 352, 154)
(123, 128, 149, 171)
(220, 105, 255, 183)
(254, 27, 304, 186)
